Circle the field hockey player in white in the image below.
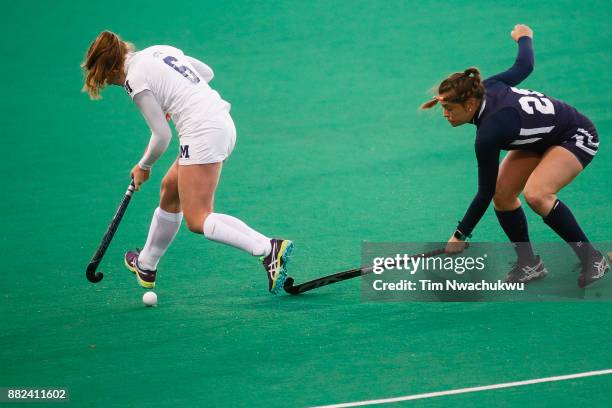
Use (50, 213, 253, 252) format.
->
(81, 31, 293, 294)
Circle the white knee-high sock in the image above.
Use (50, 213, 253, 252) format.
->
(138, 207, 183, 270)
(214, 213, 270, 243)
(203, 213, 271, 256)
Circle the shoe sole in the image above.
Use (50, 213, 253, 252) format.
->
(578, 256, 610, 288)
(506, 268, 549, 284)
(578, 269, 609, 288)
(270, 240, 294, 294)
(124, 257, 155, 289)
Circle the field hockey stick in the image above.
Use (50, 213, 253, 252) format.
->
(284, 247, 448, 295)
(86, 180, 136, 283)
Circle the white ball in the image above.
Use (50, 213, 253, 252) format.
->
(142, 291, 157, 307)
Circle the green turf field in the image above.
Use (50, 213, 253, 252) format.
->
(1, 0, 611, 406)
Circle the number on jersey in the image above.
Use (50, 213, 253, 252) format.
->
(163, 56, 200, 84)
(511, 87, 555, 115)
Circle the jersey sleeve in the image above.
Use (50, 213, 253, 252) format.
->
(486, 37, 534, 87)
(133, 90, 172, 169)
(186, 56, 214, 83)
(456, 108, 521, 237)
(124, 61, 151, 99)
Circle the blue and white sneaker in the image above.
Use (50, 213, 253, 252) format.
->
(261, 239, 294, 294)
(505, 256, 548, 284)
(578, 251, 609, 288)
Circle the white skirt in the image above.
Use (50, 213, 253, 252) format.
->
(178, 110, 236, 165)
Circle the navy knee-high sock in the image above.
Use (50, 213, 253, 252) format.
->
(495, 206, 536, 263)
(543, 199, 595, 263)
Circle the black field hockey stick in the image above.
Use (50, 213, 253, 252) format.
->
(86, 180, 136, 283)
(284, 247, 448, 295)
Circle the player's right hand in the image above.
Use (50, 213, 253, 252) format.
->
(445, 234, 467, 254)
(130, 164, 151, 191)
(511, 24, 533, 42)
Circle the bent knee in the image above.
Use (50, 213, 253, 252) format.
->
(493, 187, 520, 210)
(160, 177, 180, 211)
(184, 211, 212, 234)
(523, 185, 556, 213)
(160, 176, 178, 197)
(185, 216, 204, 234)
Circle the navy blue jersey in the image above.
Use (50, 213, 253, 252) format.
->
(456, 37, 599, 237)
(475, 79, 590, 150)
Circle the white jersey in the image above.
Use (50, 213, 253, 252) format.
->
(124, 45, 230, 139)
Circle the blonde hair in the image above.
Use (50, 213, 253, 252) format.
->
(81, 31, 134, 99)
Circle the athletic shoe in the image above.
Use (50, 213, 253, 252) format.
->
(261, 239, 294, 294)
(124, 249, 157, 289)
(505, 256, 548, 284)
(578, 251, 609, 288)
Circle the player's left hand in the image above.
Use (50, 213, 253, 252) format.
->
(130, 164, 150, 191)
(511, 24, 533, 42)
(445, 234, 467, 254)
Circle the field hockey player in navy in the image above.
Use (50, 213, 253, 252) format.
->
(421, 24, 608, 287)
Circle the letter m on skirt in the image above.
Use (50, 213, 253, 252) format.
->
(180, 145, 190, 158)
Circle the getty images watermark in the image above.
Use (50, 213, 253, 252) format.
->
(361, 242, 611, 302)
(371, 252, 522, 291)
